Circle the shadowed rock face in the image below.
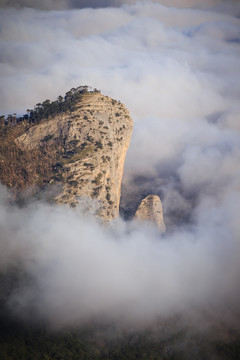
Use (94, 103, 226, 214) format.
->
(134, 195, 166, 232)
(16, 92, 133, 221)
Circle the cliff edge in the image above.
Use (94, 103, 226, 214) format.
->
(15, 91, 133, 221)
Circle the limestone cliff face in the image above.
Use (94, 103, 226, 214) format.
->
(134, 195, 166, 232)
(16, 93, 133, 221)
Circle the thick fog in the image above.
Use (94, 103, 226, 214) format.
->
(0, 0, 240, 330)
(1, 186, 240, 329)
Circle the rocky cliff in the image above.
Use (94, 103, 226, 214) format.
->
(15, 92, 133, 221)
(134, 195, 166, 232)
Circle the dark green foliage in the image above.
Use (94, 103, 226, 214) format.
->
(92, 186, 102, 197)
(95, 141, 103, 149)
(68, 140, 79, 147)
(0, 269, 239, 360)
(67, 180, 78, 187)
(0, 314, 239, 360)
(83, 163, 94, 171)
(86, 135, 94, 142)
(92, 173, 103, 186)
(52, 173, 64, 182)
(42, 134, 54, 142)
(2, 86, 101, 126)
(71, 115, 79, 120)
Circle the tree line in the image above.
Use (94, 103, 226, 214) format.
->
(0, 86, 101, 126)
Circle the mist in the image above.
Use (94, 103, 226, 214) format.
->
(0, 186, 240, 330)
(1, 0, 240, 13)
(0, 0, 240, 333)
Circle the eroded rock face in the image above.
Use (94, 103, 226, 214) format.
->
(16, 93, 133, 221)
(134, 195, 166, 232)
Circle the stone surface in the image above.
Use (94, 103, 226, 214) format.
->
(134, 195, 166, 232)
(16, 92, 133, 221)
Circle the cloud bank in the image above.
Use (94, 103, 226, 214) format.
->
(1, 186, 240, 329)
(1, 0, 240, 14)
(0, 0, 240, 330)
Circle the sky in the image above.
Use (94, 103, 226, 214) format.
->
(0, 0, 240, 333)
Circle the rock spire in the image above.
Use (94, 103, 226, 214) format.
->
(134, 195, 166, 232)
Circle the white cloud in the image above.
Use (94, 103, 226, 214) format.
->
(1, 187, 240, 329)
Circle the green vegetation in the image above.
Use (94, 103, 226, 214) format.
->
(92, 186, 102, 198)
(0, 313, 239, 360)
(86, 135, 94, 143)
(0, 259, 240, 360)
(106, 192, 113, 205)
(67, 180, 78, 187)
(0, 123, 60, 192)
(0, 109, 94, 193)
(61, 145, 93, 166)
(92, 173, 103, 186)
(42, 134, 54, 142)
(1, 86, 101, 126)
(95, 141, 103, 149)
(83, 163, 94, 171)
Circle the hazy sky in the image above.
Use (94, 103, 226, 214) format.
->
(0, 0, 240, 331)
(1, 0, 240, 12)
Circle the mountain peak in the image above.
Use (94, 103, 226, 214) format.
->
(14, 91, 133, 221)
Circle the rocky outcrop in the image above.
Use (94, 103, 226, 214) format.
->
(16, 92, 133, 221)
(134, 195, 166, 232)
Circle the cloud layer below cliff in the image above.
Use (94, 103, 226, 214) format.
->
(1, 186, 240, 329)
(0, 0, 240, 330)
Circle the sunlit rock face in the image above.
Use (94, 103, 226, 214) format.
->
(134, 195, 166, 232)
(16, 92, 133, 221)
